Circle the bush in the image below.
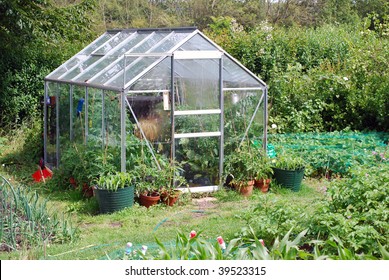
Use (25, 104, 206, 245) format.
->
(310, 164, 389, 257)
(206, 20, 389, 132)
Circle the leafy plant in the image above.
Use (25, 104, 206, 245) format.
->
(224, 141, 262, 186)
(272, 152, 305, 170)
(254, 154, 274, 181)
(94, 171, 136, 192)
(309, 164, 389, 257)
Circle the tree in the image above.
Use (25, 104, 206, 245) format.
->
(0, 0, 96, 126)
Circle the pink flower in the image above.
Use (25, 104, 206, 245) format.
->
(217, 236, 226, 250)
(259, 239, 265, 247)
(190, 230, 197, 239)
(372, 151, 377, 155)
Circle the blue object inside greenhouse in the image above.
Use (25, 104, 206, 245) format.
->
(76, 98, 84, 117)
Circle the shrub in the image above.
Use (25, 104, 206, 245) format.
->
(310, 164, 389, 257)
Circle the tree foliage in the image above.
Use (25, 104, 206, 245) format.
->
(0, 0, 96, 126)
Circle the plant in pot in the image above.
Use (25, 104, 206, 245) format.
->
(157, 160, 187, 206)
(67, 143, 118, 198)
(134, 163, 162, 208)
(272, 153, 306, 192)
(254, 155, 274, 193)
(224, 142, 260, 197)
(93, 171, 136, 214)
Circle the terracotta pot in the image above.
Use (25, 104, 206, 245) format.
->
(161, 190, 182, 206)
(255, 178, 271, 193)
(237, 180, 255, 197)
(139, 193, 160, 208)
(82, 183, 94, 198)
(69, 177, 77, 189)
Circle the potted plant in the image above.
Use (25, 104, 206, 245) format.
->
(93, 171, 136, 214)
(157, 161, 187, 206)
(254, 155, 274, 193)
(272, 153, 305, 192)
(224, 142, 260, 197)
(61, 143, 118, 198)
(133, 162, 162, 208)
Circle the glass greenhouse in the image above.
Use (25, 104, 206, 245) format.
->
(44, 27, 268, 192)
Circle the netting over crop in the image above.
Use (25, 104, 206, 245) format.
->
(268, 132, 388, 176)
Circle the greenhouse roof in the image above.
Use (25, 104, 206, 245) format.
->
(45, 27, 266, 92)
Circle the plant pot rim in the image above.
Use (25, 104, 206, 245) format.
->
(94, 185, 134, 192)
(272, 166, 305, 171)
(140, 191, 160, 198)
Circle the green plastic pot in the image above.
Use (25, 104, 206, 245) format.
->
(272, 167, 305, 192)
(94, 185, 134, 214)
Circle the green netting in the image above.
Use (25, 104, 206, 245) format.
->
(266, 132, 388, 176)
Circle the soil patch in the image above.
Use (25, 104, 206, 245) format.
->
(192, 197, 217, 211)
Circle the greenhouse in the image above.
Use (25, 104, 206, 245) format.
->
(44, 27, 268, 192)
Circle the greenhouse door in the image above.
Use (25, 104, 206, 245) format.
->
(172, 51, 223, 192)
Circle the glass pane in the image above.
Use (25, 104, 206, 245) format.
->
(223, 56, 264, 88)
(89, 57, 127, 85)
(46, 82, 57, 167)
(74, 33, 149, 83)
(126, 92, 171, 170)
(101, 91, 121, 171)
(48, 32, 116, 80)
(58, 84, 71, 165)
(129, 57, 171, 91)
(72, 86, 86, 144)
(104, 91, 121, 148)
(127, 92, 171, 144)
(224, 90, 264, 156)
(60, 56, 101, 81)
(46, 55, 89, 80)
(92, 31, 134, 55)
(129, 32, 167, 53)
(80, 32, 117, 55)
(108, 57, 160, 88)
(111, 33, 149, 56)
(151, 32, 190, 53)
(175, 137, 220, 187)
(175, 114, 220, 134)
(179, 34, 218, 51)
(88, 88, 103, 146)
(75, 56, 119, 83)
(174, 59, 220, 110)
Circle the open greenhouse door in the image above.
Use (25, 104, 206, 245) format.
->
(172, 51, 224, 192)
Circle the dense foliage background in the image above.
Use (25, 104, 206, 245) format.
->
(0, 0, 388, 131)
